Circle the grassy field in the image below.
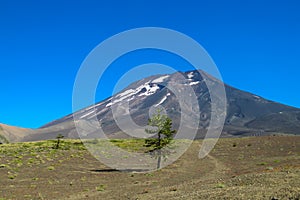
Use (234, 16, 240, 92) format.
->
(0, 136, 299, 199)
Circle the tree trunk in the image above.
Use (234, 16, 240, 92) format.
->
(157, 149, 161, 169)
(157, 131, 162, 169)
(55, 139, 60, 149)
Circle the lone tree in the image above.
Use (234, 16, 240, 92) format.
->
(54, 134, 64, 149)
(145, 109, 176, 169)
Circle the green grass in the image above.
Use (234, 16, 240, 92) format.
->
(0, 139, 156, 170)
(0, 139, 85, 153)
(109, 139, 147, 152)
(96, 184, 106, 191)
(47, 166, 55, 171)
(216, 183, 226, 188)
(0, 139, 88, 176)
(84, 138, 158, 153)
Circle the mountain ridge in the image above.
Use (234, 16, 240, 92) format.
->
(1, 69, 300, 142)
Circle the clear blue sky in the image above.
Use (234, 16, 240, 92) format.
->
(0, 0, 299, 128)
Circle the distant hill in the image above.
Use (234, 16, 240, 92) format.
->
(0, 123, 33, 143)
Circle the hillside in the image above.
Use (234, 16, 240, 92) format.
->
(0, 123, 32, 143)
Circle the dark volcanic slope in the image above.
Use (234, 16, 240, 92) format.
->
(23, 70, 300, 141)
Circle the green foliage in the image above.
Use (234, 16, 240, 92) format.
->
(8, 173, 17, 180)
(96, 184, 106, 191)
(0, 164, 7, 168)
(47, 166, 55, 171)
(216, 183, 226, 188)
(258, 162, 267, 166)
(145, 109, 176, 151)
(110, 139, 146, 152)
(144, 109, 176, 169)
(145, 173, 154, 177)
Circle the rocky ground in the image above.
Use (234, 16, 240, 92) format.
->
(0, 136, 299, 200)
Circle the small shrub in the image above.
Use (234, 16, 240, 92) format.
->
(0, 164, 6, 168)
(259, 162, 267, 166)
(8, 174, 16, 179)
(145, 173, 154, 177)
(142, 189, 149, 194)
(96, 184, 105, 191)
(47, 166, 55, 171)
(110, 139, 121, 143)
(216, 183, 226, 188)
